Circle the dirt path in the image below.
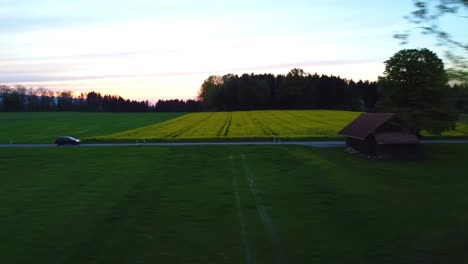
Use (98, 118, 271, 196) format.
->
(231, 154, 253, 264)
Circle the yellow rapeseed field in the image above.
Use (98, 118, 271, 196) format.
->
(95, 110, 361, 141)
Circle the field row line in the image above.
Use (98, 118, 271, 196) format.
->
(247, 112, 278, 136)
(166, 113, 214, 138)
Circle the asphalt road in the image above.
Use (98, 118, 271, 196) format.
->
(0, 141, 344, 148)
(0, 140, 468, 148)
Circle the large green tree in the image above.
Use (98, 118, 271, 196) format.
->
(197, 75, 224, 110)
(379, 48, 457, 134)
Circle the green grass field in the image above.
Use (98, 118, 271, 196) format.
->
(94, 110, 362, 141)
(430, 113, 468, 137)
(2, 145, 468, 263)
(1, 111, 467, 143)
(0, 112, 185, 144)
(95, 111, 468, 142)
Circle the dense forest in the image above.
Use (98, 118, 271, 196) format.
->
(198, 68, 468, 113)
(1, 68, 467, 113)
(198, 68, 379, 112)
(0, 86, 200, 112)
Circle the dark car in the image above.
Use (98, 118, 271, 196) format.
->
(54, 136, 80, 146)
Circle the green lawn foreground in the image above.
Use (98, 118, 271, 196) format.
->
(1, 145, 468, 263)
(0, 112, 185, 144)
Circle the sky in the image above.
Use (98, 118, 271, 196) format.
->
(0, 0, 466, 102)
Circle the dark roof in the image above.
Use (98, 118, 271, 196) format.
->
(338, 113, 395, 140)
(374, 132, 420, 144)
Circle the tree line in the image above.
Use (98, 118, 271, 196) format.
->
(197, 68, 468, 115)
(2, 68, 467, 114)
(154, 99, 201, 112)
(0, 86, 150, 112)
(449, 82, 468, 113)
(198, 69, 380, 112)
(0, 86, 201, 112)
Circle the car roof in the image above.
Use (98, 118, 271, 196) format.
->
(57, 136, 78, 139)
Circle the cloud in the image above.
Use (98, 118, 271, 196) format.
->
(0, 58, 381, 83)
(0, 0, 406, 101)
(0, 50, 175, 64)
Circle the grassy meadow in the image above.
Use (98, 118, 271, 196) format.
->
(93, 110, 362, 141)
(1, 111, 467, 143)
(1, 144, 468, 263)
(95, 111, 468, 142)
(0, 112, 185, 144)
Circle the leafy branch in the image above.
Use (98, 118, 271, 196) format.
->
(395, 0, 468, 82)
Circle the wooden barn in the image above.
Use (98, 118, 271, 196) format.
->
(338, 113, 420, 158)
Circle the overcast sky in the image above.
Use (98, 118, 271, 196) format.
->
(0, 0, 466, 101)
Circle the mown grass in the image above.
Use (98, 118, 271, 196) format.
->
(93, 110, 362, 142)
(1, 144, 468, 263)
(0, 112, 185, 143)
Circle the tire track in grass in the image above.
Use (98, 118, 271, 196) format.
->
(247, 112, 277, 136)
(223, 112, 233, 137)
(241, 154, 288, 264)
(166, 113, 214, 138)
(230, 155, 253, 264)
(218, 112, 233, 137)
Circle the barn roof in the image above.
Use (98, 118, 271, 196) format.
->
(338, 113, 396, 140)
(374, 132, 419, 144)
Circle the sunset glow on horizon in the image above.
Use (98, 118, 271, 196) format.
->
(1, 0, 465, 102)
